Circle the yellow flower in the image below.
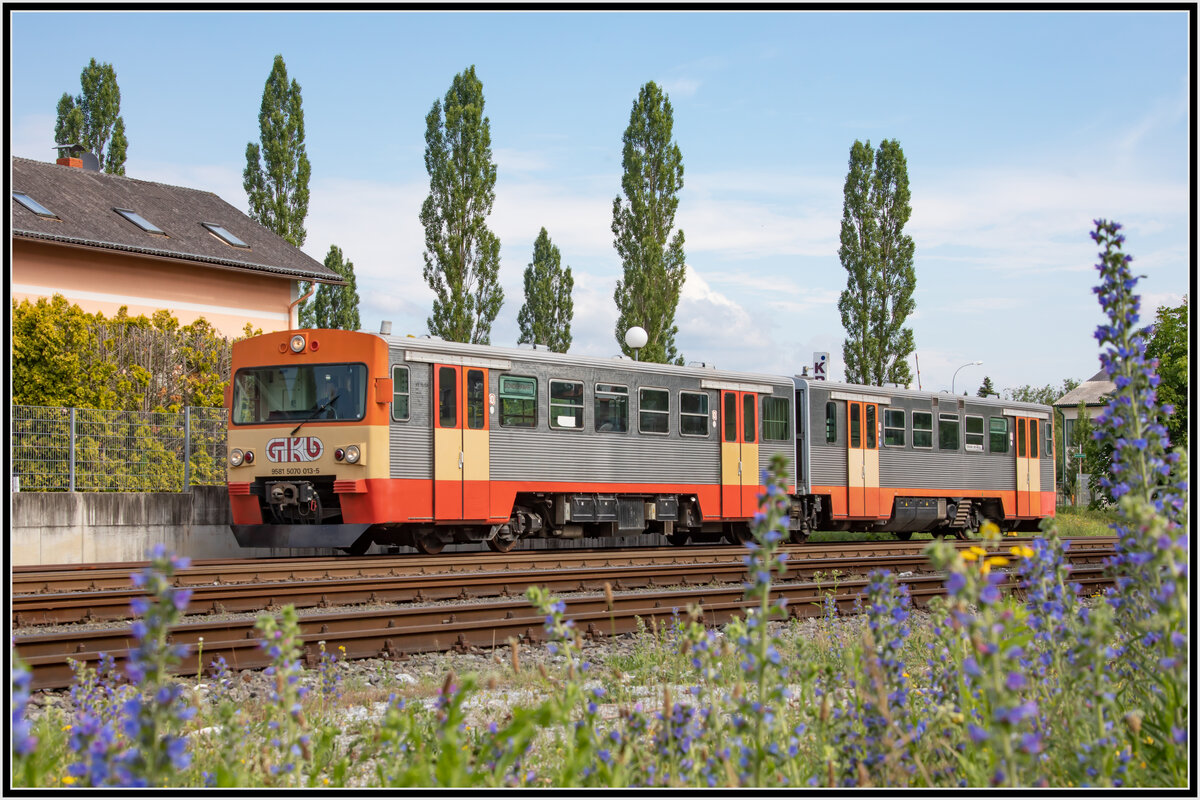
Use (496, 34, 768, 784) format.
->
(961, 551, 979, 562)
(980, 561, 992, 575)
(62, 724, 72, 731)
(1010, 545, 1034, 559)
(969, 546, 988, 556)
(62, 777, 76, 786)
(986, 556, 1009, 568)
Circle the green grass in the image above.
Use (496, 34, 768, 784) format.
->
(1049, 505, 1120, 537)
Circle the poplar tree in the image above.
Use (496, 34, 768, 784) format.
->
(837, 139, 916, 386)
(54, 58, 128, 174)
(611, 81, 687, 364)
(420, 65, 503, 344)
(517, 228, 574, 352)
(244, 54, 311, 249)
(308, 245, 361, 331)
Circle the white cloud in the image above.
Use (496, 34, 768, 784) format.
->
(660, 77, 701, 98)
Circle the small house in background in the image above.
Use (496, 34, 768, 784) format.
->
(11, 154, 342, 338)
(1054, 369, 1115, 503)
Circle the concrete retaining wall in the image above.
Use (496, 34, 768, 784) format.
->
(9, 486, 283, 565)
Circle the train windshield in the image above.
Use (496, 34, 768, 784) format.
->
(232, 363, 367, 425)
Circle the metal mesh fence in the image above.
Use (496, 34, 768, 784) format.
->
(10, 406, 227, 492)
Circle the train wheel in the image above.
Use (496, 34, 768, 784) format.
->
(725, 524, 753, 546)
(952, 528, 971, 540)
(667, 532, 690, 547)
(894, 532, 913, 541)
(415, 532, 445, 555)
(788, 530, 809, 544)
(487, 534, 519, 553)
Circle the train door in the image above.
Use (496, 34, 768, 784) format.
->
(721, 391, 760, 517)
(847, 401, 881, 517)
(434, 364, 491, 521)
(1015, 416, 1041, 517)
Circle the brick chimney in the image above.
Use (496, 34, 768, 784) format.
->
(53, 144, 100, 171)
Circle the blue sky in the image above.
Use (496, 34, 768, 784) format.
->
(8, 10, 1191, 396)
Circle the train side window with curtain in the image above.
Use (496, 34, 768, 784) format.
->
(825, 402, 837, 443)
(884, 409, 905, 446)
(912, 411, 933, 448)
(989, 416, 1008, 453)
(1029, 419, 1039, 458)
(939, 413, 960, 450)
(499, 375, 536, 428)
(550, 379, 584, 430)
(762, 396, 789, 440)
(391, 365, 410, 421)
(680, 391, 709, 436)
(594, 384, 629, 433)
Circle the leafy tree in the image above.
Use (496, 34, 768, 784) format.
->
(837, 139, 917, 386)
(1004, 379, 1080, 407)
(611, 81, 687, 364)
(1145, 295, 1188, 450)
(308, 245, 362, 331)
(54, 58, 128, 174)
(420, 65, 503, 344)
(517, 228, 574, 352)
(244, 54, 311, 250)
(977, 376, 998, 397)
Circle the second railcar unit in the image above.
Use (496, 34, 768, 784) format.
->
(227, 329, 796, 554)
(789, 378, 1056, 538)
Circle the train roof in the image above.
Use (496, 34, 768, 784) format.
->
(792, 376, 1054, 413)
(376, 332, 794, 390)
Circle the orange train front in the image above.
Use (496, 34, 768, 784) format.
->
(227, 330, 1052, 555)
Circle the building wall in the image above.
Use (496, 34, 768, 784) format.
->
(12, 239, 297, 338)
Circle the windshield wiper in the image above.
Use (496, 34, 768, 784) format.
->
(291, 393, 339, 436)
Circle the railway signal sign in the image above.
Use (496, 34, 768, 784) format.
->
(813, 352, 828, 380)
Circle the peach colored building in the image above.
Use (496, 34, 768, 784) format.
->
(11, 155, 341, 337)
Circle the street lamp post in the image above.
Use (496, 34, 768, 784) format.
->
(952, 360, 983, 395)
(624, 326, 648, 362)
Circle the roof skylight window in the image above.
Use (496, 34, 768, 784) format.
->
(202, 222, 249, 249)
(13, 192, 58, 219)
(114, 207, 165, 234)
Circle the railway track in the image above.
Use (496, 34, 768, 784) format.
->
(12, 537, 1117, 691)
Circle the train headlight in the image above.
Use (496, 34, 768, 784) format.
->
(289, 334, 306, 353)
(345, 445, 361, 464)
(229, 449, 244, 467)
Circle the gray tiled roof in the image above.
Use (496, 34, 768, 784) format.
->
(1054, 370, 1115, 407)
(11, 157, 342, 284)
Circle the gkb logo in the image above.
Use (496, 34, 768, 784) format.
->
(266, 436, 324, 463)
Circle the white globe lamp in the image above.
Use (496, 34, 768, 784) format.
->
(624, 326, 648, 361)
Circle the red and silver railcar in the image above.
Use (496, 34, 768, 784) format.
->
(225, 330, 1054, 554)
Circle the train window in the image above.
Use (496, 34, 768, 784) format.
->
(466, 369, 486, 430)
(939, 414, 960, 450)
(438, 367, 457, 428)
(866, 404, 877, 448)
(883, 409, 905, 447)
(595, 383, 629, 433)
(1029, 419, 1039, 458)
(680, 391, 709, 436)
(550, 380, 584, 430)
(762, 396, 789, 440)
(965, 415, 984, 452)
(725, 394, 738, 441)
(825, 402, 838, 443)
(989, 417, 1009, 453)
(499, 376, 536, 428)
(849, 403, 861, 448)
(640, 388, 670, 434)
(912, 411, 933, 449)
(743, 394, 757, 443)
(391, 366, 410, 421)
(1017, 418, 1027, 457)
(1046, 418, 1053, 454)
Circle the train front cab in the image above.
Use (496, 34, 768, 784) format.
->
(226, 329, 393, 553)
